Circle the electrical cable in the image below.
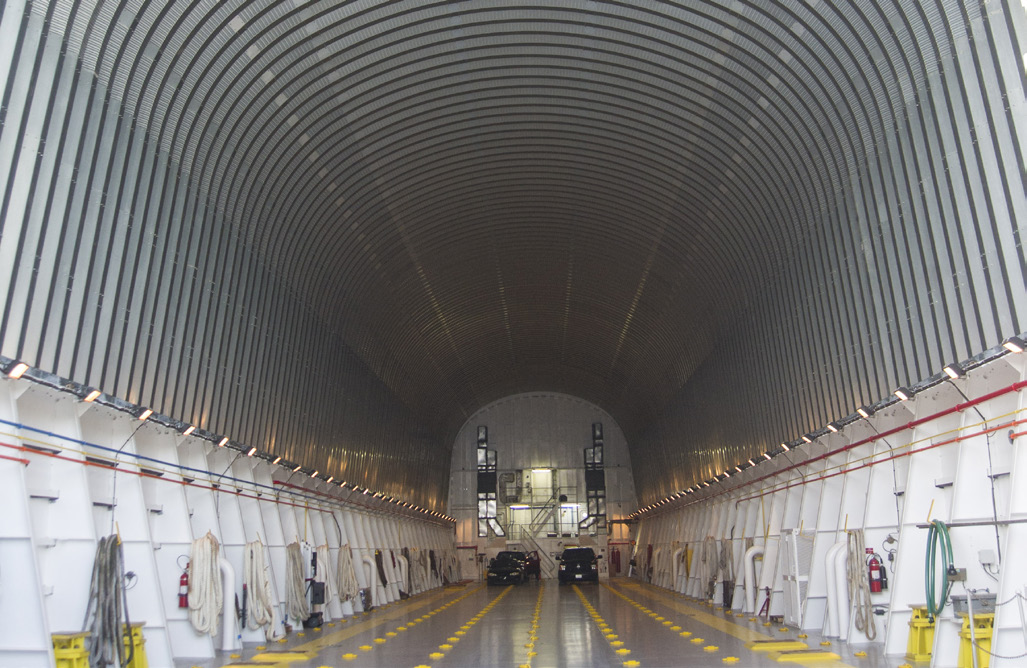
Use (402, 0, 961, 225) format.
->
(82, 535, 132, 668)
(243, 538, 279, 639)
(315, 544, 338, 616)
(188, 532, 223, 636)
(286, 542, 310, 622)
(925, 520, 954, 621)
(958, 585, 1027, 661)
(847, 530, 876, 640)
(946, 380, 1004, 564)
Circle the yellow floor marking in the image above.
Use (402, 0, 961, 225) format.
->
(610, 582, 772, 643)
(747, 640, 809, 652)
(610, 580, 856, 668)
(418, 585, 514, 666)
(289, 584, 479, 656)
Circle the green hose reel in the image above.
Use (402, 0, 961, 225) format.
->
(925, 519, 954, 620)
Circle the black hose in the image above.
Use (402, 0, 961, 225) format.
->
(82, 535, 133, 668)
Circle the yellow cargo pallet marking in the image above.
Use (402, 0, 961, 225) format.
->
(746, 640, 809, 652)
(768, 649, 842, 663)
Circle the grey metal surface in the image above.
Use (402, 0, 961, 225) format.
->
(179, 579, 896, 668)
(0, 1, 1024, 508)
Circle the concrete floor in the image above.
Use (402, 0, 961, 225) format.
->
(179, 579, 901, 668)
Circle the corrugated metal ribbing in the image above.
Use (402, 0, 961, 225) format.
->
(0, 0, 1023, 508)
(633, 1, 1026, 504)
(0, 0, 450, 510)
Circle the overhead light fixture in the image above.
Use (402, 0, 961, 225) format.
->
(780, 442, 790, 452)
(1003, 336, 1025, 353)
(735, 466, 743, 473)
(311, 470, 319, 478)
(138, 409, 153, 421)
(326, 476, 334, 483)
(84, 389, 101, 403)
(857, 406, 872, 419)
(748, 459, 756, 466)
(943, 363, 965, 379)
(827, 423, 839, 433)
(218, 437, 229, 447)
(763, 452, 772, 460)
(293, 464, 302, 472)
(247, 447, 257, 456)
(802, 434, 813, 443)
(531, 468, 551, 473)
(7, 362, 28, 379)
(894, 387, 913, 401)
(272, 456, 281, 464)
(509, 504, 530, 509)
(182, 425, 196, 436)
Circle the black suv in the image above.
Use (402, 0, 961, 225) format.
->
(487, 551, 527, 585)
(557, 547, 601, 583)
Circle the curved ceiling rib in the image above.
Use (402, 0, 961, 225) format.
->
(1, 0, 1022, 508)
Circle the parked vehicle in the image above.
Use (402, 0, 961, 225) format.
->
(557, 547, 601, 583)
(487, 551, 526, 585)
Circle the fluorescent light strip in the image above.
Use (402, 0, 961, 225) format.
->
(7, 363, 28, 379)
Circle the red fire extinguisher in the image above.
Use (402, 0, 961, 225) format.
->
(867, 552, 886, 593)
(179, 566, 190, 608)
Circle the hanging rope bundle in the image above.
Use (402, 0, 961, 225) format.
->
(847, 529, 876, 640)
(286, 542, 310, 622)
(337, 545, 360, 603)
(243, 538, 278, 638)
(700, 537, 719, 600)
(188, 531, 223, 636)
(82, 535, 132, 668)
(314, 544, 338, 616)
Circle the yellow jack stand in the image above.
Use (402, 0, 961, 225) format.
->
(905, 606, 935, 662)
(958, 613, 994, 668)
(52, 631, 90, 668)
(122, 623, 149, 668)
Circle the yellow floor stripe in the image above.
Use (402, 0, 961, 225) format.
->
(417, 585, 514, 666)
(611, 581, 773, 643)
(574, 584, 640, 667)
(607, 575, 858, 665)
(291, 585, 479, 655)
(611, 581, 856, 668)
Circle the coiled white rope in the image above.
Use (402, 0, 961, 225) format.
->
(314, 544, 338, 618)
(337, 545, 360, 602)
(847, 529, 876, 640)
(188, 532, 223, 636)
(82, 535, 131, 668)
(408, 548, 425, 594)
(243, 538, 279, 639)
(286, 542, 310, 623)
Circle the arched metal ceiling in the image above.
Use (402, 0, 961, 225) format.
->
(155, 0, 839, 431)
(0, 0, 1024, 508)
